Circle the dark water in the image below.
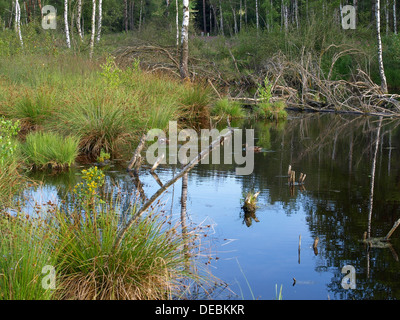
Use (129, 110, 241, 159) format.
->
(21, 112, 400, 300)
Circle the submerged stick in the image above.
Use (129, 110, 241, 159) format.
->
(113, 120, 234, 251)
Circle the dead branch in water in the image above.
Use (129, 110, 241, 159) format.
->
(113, 119, 234, 252)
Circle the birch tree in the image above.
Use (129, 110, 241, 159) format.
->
(124, 0, 128, 32)
(96, 0, 102, 42)
(255, 0, 259, 31)
(394, 0, 397, 34)
(180, 0, 190, 79)
(15, 0, 23, 47)
(64, 0, 71, 48)
(219, 0, 224, 35)
(77, 0, 83, 41)
(203, 0, 206, 34)
(375, 0, 388, 93)
(89, 0, 96, 60)
(176, 0, 179, 47)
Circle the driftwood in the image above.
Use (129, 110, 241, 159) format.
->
(127, 134, 147, 172)
(112, 120, 234, 251)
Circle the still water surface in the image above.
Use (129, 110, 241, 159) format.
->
(22, 112, 400, 300)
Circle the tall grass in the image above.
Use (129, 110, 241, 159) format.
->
(211, 98, 246, 119)
(54, 206, 196, 300)
(0, 212, 56, 300)
(22, 131, 79, 170)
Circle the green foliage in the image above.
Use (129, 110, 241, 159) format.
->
(258, 77, 273, 104)
(73, 166, 105, 207)
(0, 212, 56, 300)
(100, 55, 123, 87)
(11, 91, 54, 125)
(97, 149, 111, 163)
(212, 98, 246, 119)
(0, 117, 20, 166)
(22, 131, 79, 170)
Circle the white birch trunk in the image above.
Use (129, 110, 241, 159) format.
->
(239, 0, 242, 31)
(96, 0, 102, 42)
(15, 0, 23, 47)
(176, 0, 179, 47)
(376, 0, 388, 93)
(394, 0, 397, 34)
(64, 0, 71, 48)
(77, 0, 83, 41)
(89, 0, 96, 59)
(353, 0, 357, 26)
(139, 0, 143, 32)
(386, 0, 389, 35)
(255, 0, 259, 30)
(219, 0, 224, 35)
(180, 0, 190, 79)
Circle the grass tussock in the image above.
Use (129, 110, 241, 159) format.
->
(21, 131, 79, 170)
(0, 166, 209, 300)
(54, 208, 194, 300)
(211, 98, 246, 119)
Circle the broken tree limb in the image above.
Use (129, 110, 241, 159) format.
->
(384, 218, 400, 241)
(127, 134, 147, 171)
(112, 120, 234, 252)
(150, 153, 165, 173)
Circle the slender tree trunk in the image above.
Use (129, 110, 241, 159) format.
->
(203, 0, 207, 34)
(15, 0, 23, 47)
(239, 0, 242, 31)
(130, 0, 135, 30)
(394, 0, 397, 34)
(180, 0, 190, 80)
(77, 0, 83, 41)
(176, 0, 179, 47)
(64, 0, 71, 48)
(219, 0, 224, 35)
(89, 0, 96, 59)
(353, 0, 358, 26)
(244, 0, 247, 26)
(124, 0, 128, 31)
(37, 0, 42, 17)
(376, 0, 388, 93)
(386, 0, 389, 36)
(139, 0, 143, 32)
(96, 0, 102, 42)
(231, 2, 238, 34)
(255, 0, 259, 31)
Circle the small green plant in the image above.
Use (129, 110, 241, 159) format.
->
(212, 98, 246, 119)
(0, 117, 20, 166)
(100, 55, 122, 87)
(242, 191, 260, 213)
(258, 77, 273, 104)
(97, 149, 111, 163)
(73, 166, 105, 206)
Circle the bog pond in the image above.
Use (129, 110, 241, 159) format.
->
(17, 112, 400, 300)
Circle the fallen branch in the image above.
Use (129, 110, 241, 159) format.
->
(112, 120, 234, 252)
(127, 134, 147, 172)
